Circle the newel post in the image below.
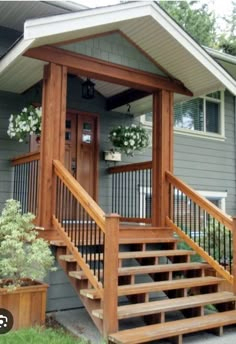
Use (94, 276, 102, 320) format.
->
(232, 217, 236, 294)
(103, 213, 120, 336)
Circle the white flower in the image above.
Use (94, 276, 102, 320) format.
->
(22, 108, 27, 113)
(129, 139, 135, 146)
(124, 141, 128, 146)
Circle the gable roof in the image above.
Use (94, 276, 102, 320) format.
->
(0, 1, 235, 109)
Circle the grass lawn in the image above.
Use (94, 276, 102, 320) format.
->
(0, 327, 88, 344)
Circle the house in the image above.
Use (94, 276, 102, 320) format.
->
(1, 1, 236, 342)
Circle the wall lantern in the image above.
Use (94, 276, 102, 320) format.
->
(82, 78, 95, 99)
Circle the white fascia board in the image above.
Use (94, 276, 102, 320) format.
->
(148, 3, 236, 96)
(24, 1, 153, 40)
(0, 38, 35, 74)
(206, 47, 236, 65)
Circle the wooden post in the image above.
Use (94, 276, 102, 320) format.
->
(232, 217, 236, 295)
(152, 90, 173, 227)
(103, 214, 120, 336)
(38, 63, 67, 229)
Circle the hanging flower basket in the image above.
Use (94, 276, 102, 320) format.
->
(109, 124, 149, 156)
(7, 105, 42, 143)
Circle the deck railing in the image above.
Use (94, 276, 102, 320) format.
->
(166, 171, 235, 285)
(12, 152, 40, 215)
(53, 160, 119, 333)
(108, 161, 152, 223)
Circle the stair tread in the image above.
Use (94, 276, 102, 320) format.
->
(81, 276, 224, 299)
(118, 249, 195, 258)
(119, 238, 177, 244)
(108, 310, 236, 344)
(50, 240, 66, 247)
(93, 291, 236, 319)
(69, 262, 210, 280)
(59, 254, 76, 262)
(59, 249, 195, 263)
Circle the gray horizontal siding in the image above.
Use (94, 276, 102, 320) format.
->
(45, 260, 82, 312)
(174, 91, 236, 215)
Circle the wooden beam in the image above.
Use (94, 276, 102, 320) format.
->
(152, 91, 173, 227)
(25, 45, 193, 96)
(38, 63, 67, 229)
(106, 89, 150, 110)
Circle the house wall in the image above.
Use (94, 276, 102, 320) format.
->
(174, 90, 236, 215)
(60, 32, 166, 76)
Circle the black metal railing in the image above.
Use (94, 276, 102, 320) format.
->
(12, 154, 39, 215)
(169, 183, 233, 274)
(108, 161, 152, 221)
(55, 176, 104, 282)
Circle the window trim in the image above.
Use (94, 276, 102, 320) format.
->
(140, 90, 225, 140)
(139, 187, 227, 218)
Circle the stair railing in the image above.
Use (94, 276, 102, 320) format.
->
(166, 171, 235, 288)
(53, 160, 119, 334)
(12, 152, 40, 216)
(108, 161, 152, 223)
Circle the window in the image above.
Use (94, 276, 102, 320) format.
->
(174, 91, 224, 137)
(140, 91, 225, 139)
(140, 188, 227, 221)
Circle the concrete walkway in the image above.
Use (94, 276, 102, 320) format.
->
(55, 308, 236, 344)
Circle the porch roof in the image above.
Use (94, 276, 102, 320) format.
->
(0, 1, 235, 112)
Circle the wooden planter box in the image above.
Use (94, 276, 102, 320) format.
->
(0, 280, 48, 330)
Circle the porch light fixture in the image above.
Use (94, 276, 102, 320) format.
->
(82, 78, 95, 99)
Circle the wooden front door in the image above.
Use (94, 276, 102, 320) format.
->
(65, 112, 98, 200)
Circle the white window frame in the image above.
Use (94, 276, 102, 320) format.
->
(140, 90, 225, 141)
(139, 187, 227, 218)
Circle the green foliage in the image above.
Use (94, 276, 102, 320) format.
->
(218, 1, 236, 55)
(0, 199, 55, 288)
(159, 1, 217, 47)
(2, 327, 88, 344)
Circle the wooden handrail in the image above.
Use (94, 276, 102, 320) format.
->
(166, 171, 233, 230)
(108, 161, 152, 174)
(12, 151, 40, 166)
(53, 159, 106, 232)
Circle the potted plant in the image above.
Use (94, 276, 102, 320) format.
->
(109, 124, 149, 156)
(0, 199, 55, 330)
(7, 105, 42, 143)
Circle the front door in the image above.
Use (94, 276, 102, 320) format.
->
(65, 112, 98, 200)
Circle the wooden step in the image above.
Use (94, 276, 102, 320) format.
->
(119, 237, 177, 244)
(108, 310, 236, 344)
(59, 254, 76, 262)
(59, 249, 195, 264)
(52, 237, 178, 246)
(118, 249, 195, 259)
(81, 276, 223, 299)
(69, 262, 210, 281)
(93, 291, 236, 320)
(50, 240, 66, 247)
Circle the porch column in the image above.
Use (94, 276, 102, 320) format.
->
(152, 90, 173, 227)
(38, 63, 67, 229)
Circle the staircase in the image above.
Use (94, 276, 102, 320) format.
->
(51, 224, 236, 344)
(49, 160, 236, 343)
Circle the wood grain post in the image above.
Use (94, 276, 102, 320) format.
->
(38, 63, 67, 229)
(152, 90, 173, 227)
(232, 217, 236, 295)
(103, 214, 120, 336)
